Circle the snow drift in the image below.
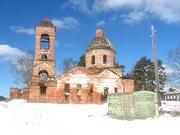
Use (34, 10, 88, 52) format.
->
(0, 100, 179, 135)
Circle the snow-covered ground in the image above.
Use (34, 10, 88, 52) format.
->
(0, 100, 180, 135)
(161, 101, 180, 112)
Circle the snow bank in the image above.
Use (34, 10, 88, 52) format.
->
(7, 99, 27, 104)
(160, 101, 180, 112)
(0, 100, 179, 135)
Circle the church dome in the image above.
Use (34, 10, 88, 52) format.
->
(86, 28, 115, 52)
(36, 16, 55, 28)
(85, 28, 116, 68)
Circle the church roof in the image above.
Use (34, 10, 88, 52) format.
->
(86, 28, 115, 52)
(61, 66, 122, 78)
(36, 16, 55, 28)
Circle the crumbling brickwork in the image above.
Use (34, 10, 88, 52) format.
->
(9, 17, 134, 104)
(10, 88, 21, 99)
(123, 79, 134, 92)
(85, 28, 116, 69)
(22, 88, 30, 100)
(29, 16, 57, 102)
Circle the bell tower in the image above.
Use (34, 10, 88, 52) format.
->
(29, 16, 56, 102)
(33, 16, 55, 78)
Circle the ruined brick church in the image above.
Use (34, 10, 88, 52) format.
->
(10, 17, 134, 103)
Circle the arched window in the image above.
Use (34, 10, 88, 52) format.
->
(40, 34, 49, 48)
(103, 55, 107, 64)
(113, 57, 115, 65)
(77, 84, 82, 96)
(41, 54, 47, 60)
(90, 86, 93, 93)
(64, 83, 70, 93)
(103, 87, 109, 101)
(88, 83, 93, 95)
(39, 70, 48, 81)
(91, 55, 95, 64)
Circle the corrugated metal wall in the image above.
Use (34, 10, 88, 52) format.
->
(108, 91, 155, 119)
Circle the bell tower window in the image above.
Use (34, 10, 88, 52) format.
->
(40, 34, 49, 49)
(91, 55, 95, 65)
(103, 55, 107, 64)
(41, 54, 47, 61)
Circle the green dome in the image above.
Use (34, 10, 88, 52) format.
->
(86, 37, 114, 52)
(86, 28, 115, 52)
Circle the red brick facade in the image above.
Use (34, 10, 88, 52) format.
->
(9, 17, 134, 104)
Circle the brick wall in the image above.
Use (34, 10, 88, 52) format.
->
(123, 79, 134, 92)
(86, 49, 115, 68)
(22, 88, 30, 100)
(10, 88, 21, 99)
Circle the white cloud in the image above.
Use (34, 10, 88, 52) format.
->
(64, 0, 180, 24)
(0, 44, 25, 62)
(97, 20, 106, 26)
(121, 11, 145, 24)
(145, 0, 180, 24)
(64, 0, 91, 14)
(93, 0, 143, 12)
(10, 26, 35, 35)
(93, 0, 180, 24)
(52, 17, 80, 30)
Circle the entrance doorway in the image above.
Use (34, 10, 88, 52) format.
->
(40, 84, 47, 95)
(103, 87, 109, 101)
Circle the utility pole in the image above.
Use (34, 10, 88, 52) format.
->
(150, 24, 160, 117)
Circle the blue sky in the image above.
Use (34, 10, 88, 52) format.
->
(0, 0, 180, 97)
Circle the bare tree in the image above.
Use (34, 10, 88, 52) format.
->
(63, 58, 77, 73)
(10, 50, 34, 86)
(167, 45, 180, 88)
